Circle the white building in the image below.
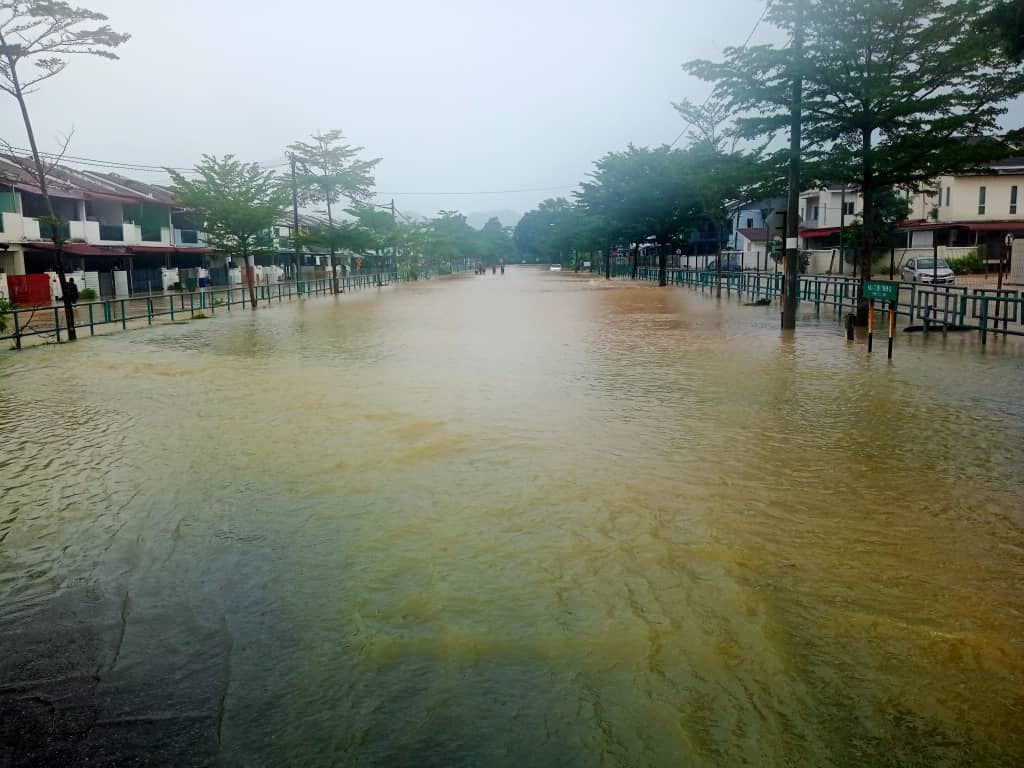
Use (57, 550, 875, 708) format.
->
(0, 155, 211, 295)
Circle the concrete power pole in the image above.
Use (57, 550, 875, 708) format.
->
(390, 198, 397, 277)
(290, 153, 302, 285)
(782, 0, 805, 330)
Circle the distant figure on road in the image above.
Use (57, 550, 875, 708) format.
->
(67, 278, 79, 305)
(491, 265, 496, 274)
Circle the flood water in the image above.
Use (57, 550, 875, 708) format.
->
(1, 268, 1023, 767)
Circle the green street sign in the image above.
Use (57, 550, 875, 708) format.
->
(863, 280, 899, 303)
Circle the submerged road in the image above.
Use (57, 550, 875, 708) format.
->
(1, 267, 1022, 766)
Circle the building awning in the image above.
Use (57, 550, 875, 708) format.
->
(963, 221, 1024, 232)
(128, 246, 213, 254)
(26, 242, 127, 256)
(800, 226, 841, 237)
(895, 220, 943, 231)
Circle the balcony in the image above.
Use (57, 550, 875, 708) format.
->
(175, 228, 205, 247)
(39, 219, 71, 241)
(98, 223, 124, 241)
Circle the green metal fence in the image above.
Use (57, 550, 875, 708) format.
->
(630, 266, 1024, 346)
(0, 272, 401, 348)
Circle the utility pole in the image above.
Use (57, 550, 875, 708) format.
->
(390, 198, 396, 278)
(839, 186, 846, 275)
(782, 0, 805, 330)
(289, 153, 302, 288)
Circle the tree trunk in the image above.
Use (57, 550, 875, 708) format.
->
(3, 46, 77, 340)
(857, 129, 875, 325)
(245, 253, 258, 308)
(326, 198, 341, 294)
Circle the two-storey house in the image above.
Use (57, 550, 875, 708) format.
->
(0, 154, 211, 295)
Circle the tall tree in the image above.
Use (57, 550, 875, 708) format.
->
(168, 155, 288, 309)
(478, 216, 515, 266)
(0, 0, 129, 340)
(577, 145, 695, 284)
(288, 130, 380, 295)
(985, 0, 1024, 59)
(686, 0, 1024, 321)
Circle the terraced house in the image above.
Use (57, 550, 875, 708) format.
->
(0, 154, 214, 296)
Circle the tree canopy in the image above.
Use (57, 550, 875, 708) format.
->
(168, 155, 289, 308)
(685, 0, 1024, 300)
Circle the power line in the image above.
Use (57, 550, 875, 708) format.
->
(669, 0, 773, 148)
(1, 145, 290, 174)
(372, 184, 575, 197)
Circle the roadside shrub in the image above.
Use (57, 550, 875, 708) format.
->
(191, 311, 208, 319)
(0, 298, 10, 334)
(77, 288, 97, 301)
(947, 250, 981, 274)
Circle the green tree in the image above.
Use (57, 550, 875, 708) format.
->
(686, 0, 1024, 321)
(288, 129, 380, 294)
(0, 0, 129, 341)
(478, 217, 515, 266)
(514, 198, 575, 263)
(348, 203, 396, 273)
(577, 145, 689, 250)
(168, 155, 288, 309)
(985, 0, 1024, 59)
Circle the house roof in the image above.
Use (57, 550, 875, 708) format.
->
(26, 242, 128, 256)
(895, 220, 1024, 232)
(737, 227, 769, 242)
(0, 154, 179, 206)
(800, 226, 841, 237)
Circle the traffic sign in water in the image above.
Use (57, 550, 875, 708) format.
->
(863, 280, 899, 302)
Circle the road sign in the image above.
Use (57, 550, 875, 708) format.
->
(863, 280, 898, 302)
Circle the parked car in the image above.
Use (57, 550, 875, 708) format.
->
(902, 257, 955, 285)
(549, 264, 562, 272)
(705, 256, 744, 273)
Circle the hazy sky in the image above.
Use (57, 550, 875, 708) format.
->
(0, 0, 780, 221)
(2, 0, 1022, 225)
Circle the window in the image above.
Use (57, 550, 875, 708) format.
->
(745, 217, 753, 229)
(978, 186, 986, 214)
(842, 201, 855, 216)
(945, 187, 950, 207)
(907, 259, 915, 269)
(1011, 185, 1018, 215)
(937, 186, 942, 207)
(812, 205, 820, 221)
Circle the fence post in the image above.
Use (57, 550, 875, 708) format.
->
(980, 297, 989, 345)
(88, 303, 95, 336)
(121, 300, 127, 329)
(147, 297, 153, 325)
(54, 307, 61, 343)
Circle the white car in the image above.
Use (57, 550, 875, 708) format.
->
(549, 264, 562, 272)
(902, 257, 955, 285)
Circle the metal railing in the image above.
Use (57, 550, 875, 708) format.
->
(0, 272, 400, 348)
(629, 266, 1024, 346)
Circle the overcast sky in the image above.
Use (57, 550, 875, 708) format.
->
(2, 0, 1022, 226)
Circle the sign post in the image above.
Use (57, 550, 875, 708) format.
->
(888, 300, 896, 359)
(862, 280, 899, 358)
(867, 298, 874, 353)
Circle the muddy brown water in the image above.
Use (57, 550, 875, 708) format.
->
(1, 268, 1022, 767)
